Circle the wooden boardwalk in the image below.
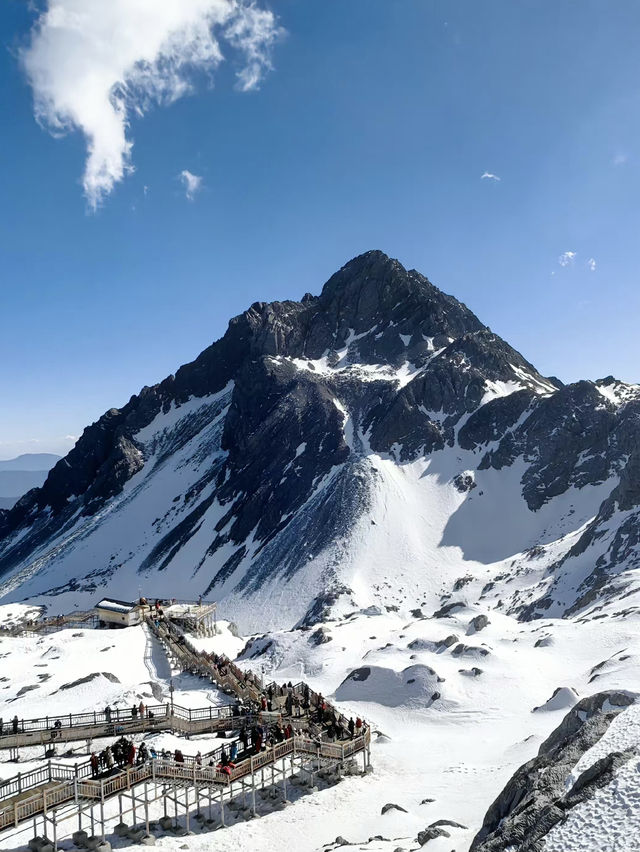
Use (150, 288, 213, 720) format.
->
(0, 607, 372, 847)
(0, 702, 239, 751)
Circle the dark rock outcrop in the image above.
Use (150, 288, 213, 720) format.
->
(471, 691, 637, 852)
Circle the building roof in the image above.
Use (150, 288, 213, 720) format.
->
(95, 598, 138, 614)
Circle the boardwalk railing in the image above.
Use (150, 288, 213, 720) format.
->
(0, 700, 235, 738)
(0, 730, 370, 831)
(0, 732, 257, 807)
(0, 704, 243, 752)
(0, 610, 97, 638)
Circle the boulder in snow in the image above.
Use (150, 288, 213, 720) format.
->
(336, 664, 444, 708)
(381, 803, 408, 815)
(533, 686, 580, 713)
(467, 614, 490, 634)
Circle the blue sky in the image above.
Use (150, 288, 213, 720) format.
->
(1, 0, 640, 459)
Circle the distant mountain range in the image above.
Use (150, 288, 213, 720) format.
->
(0, 251, 639, 636)
(0, 454, 61, 510)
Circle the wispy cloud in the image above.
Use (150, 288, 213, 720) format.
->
(558, 251, 577, 267)
(587, 257, 597, 272)
(21, 0, 283, 209)
(481, 171, 501, 181)
(179, 169, 203, 200)
(612, 153, 628, 167)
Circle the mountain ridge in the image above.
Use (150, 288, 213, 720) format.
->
(1, 251, 639, 634)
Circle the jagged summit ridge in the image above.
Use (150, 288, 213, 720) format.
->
(0, 251, 639, 633)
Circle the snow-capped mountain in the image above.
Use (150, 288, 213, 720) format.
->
(1, 250, 639, 633)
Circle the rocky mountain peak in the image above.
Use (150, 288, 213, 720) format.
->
(1, 252, 639, 636)
(316, 250, 486, 355)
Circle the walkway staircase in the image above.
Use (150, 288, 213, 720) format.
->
(0, 604, 372, 849)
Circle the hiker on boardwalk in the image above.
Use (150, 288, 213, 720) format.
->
(174, 749, 184, 763)
(138, 701, 145, 717)
(104, 706, 112, 723)
(127, 742, 136, 766)
(90, 752, 99, 777)
(348, 717, 355, 738)
(254, 730, 263, 753)
(131, 705, 138, 719)
(355, 717, 363, 734)
(12, 716, 19, 734)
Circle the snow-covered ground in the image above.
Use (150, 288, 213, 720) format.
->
(2, 594, 640, 852)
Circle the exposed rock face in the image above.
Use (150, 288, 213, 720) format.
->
(471, 691, 637, 852)
(468, 614, 490, 634)
(1, 250, 640, 631)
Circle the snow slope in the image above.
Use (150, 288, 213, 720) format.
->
(3, 584, 638, 852)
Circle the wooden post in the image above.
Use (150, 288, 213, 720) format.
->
(250, 757, 257, 816)
(100, 792, 106, 842)
(219, 786, 225, 827)
(143, 780, 150, 835)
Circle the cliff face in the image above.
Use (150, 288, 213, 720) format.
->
(1, 251, 639, 633)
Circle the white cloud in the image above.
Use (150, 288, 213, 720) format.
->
(21, 0, 282, 209)
(612, 153, 628, 167)
(587, 257, 597, 272)
(180, 169, 203, 200)
(481, 171, 501, 181)
(558, 250, 577, 267)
